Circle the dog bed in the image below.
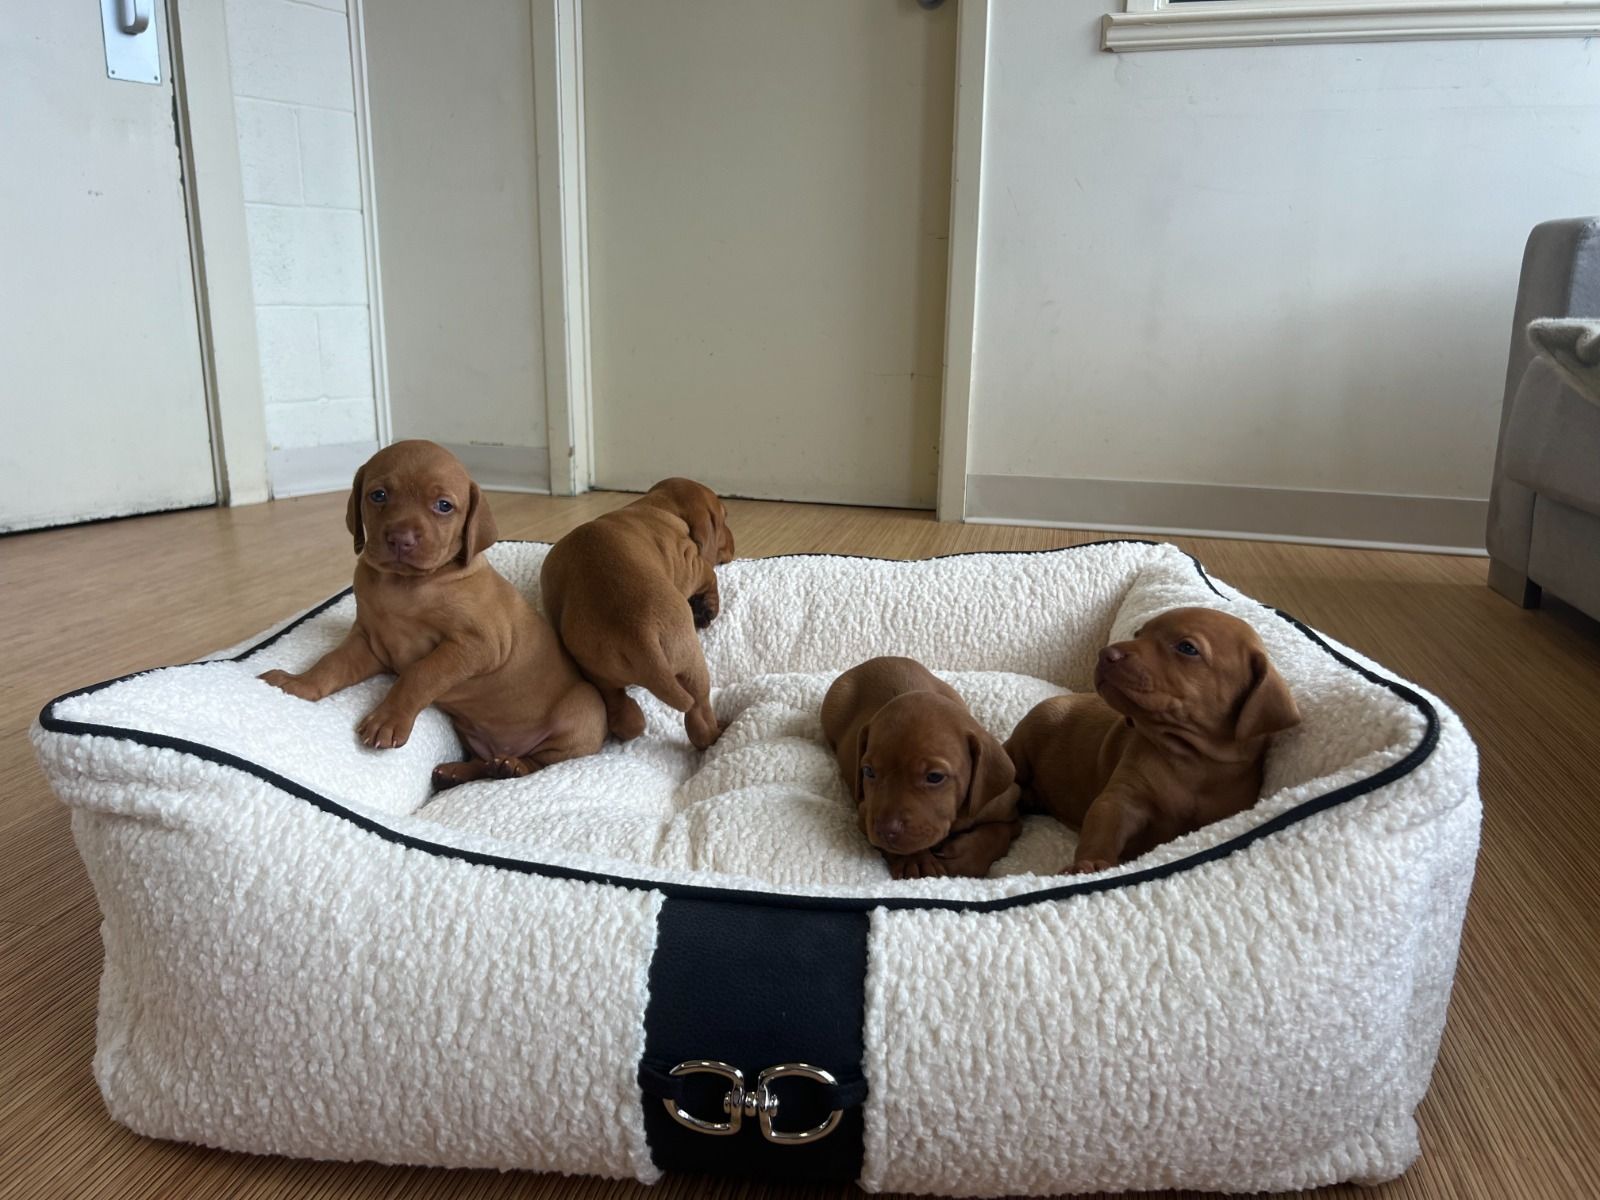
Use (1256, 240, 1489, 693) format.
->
(32, 540, 1479, 1195)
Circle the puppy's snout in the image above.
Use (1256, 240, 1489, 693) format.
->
(1100, 646, 1128, 666)
(873, 813, 909, 849)
(386, 528, 420, 557)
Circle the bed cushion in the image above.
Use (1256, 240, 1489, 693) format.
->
(32, 540, 1479, 1194)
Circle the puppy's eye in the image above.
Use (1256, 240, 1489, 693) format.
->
(1176, 640, 1200, 657)
(433, 498, 455, 514)
(925, 771, 945, 785)
(368, 488, 387, 504)
(861, 765, 876, 780)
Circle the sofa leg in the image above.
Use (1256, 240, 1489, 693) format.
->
(1488, 559, 1542, 609)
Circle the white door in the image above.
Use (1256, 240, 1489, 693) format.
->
(583, 0, 957, 508)
(0, 2, 216, 533)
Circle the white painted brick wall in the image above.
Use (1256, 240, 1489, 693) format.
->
(226, 0, 376, 463)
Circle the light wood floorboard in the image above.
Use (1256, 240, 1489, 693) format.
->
(2, 491, 1598, 1200)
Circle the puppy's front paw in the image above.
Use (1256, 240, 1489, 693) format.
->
(886, 850, 949, 881)
(933, 833, 995, 878)
(1068, 857, 1114, 876)
(259, 669, 321, 701)
(357, 705, 415, 749)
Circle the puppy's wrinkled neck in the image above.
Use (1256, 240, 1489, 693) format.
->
(356, 552, 487, 587)
(1128, 715, 1265, 770)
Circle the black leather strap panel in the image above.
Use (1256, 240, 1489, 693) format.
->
(639, 897, 870, 1182)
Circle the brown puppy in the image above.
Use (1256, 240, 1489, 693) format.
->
(821, 656, 1021, 880)
(540, 477, 734, 749)
(260, 440, 607, 788)
(1006, 607, 1300, 874)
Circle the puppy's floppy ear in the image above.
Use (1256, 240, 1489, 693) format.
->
(681, 499, 722, 565)
(853, 722, 872, 807)
(962, 727, 1017, 822)
(457, 481, 499, 565)
(715, 502, 736, 564)
(1234, 650, 1301, 741)
(346, 464, 366, 555)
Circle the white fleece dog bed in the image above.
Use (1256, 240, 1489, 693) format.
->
(32, 540, 1479, 1195)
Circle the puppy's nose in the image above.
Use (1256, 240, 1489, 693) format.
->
(386, 529, 420, 556)
(874, 814, 907, 847)
(1100, 645, 1127, 665)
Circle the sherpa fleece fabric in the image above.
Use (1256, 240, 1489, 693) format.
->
(32, 540, 1480, 1194)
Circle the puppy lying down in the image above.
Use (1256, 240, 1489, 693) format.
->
(1008, 607, 1301, 874)
(821, 656, 1022, 879)
(815, 611, 1297, 880)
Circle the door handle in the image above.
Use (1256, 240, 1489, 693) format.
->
(116, 0, 151, 35)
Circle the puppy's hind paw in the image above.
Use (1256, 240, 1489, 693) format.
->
(431, 762, 479, 791)
(688, 592, 719, 629)
(487, 756, 534, 779)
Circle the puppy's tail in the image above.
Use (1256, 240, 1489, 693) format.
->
(629, 635, 696, 713)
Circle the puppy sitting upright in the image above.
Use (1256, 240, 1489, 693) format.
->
(1006, 607, 1300, 874)
(540, 478, 734, 749)
(260, 440, 607, 788)
(822, 656, 1021, 880)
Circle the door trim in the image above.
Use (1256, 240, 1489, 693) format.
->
(532, 0, 596, 496)
(349, 0, 394, 450)
(168, 0, 270, 506)
(935, 0, 988, 522)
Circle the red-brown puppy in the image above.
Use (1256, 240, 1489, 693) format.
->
(540, 478, 734, 749)
(260, 440, 607, 788)
(1006, 607, 1300, 874)
(821, 656, 1021, 880)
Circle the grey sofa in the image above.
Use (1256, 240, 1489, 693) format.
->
(1486, 218, 1600, 621)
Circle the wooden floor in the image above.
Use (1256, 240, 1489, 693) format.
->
(3, 492, 1599, 1200)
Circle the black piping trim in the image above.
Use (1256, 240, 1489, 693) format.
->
(36, 540, 1438, 914)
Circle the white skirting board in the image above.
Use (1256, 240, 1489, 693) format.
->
(964, 473, 1488, 554)
(267, 440, 379, 500)
(437, 443, 551, 495)
(268, 442, 550, 499)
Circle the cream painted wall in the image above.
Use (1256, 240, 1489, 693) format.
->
(967, 2, 1600, 512)
(363, 0, 548, 472)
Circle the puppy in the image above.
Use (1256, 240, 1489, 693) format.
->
(1006, 607, 1300, 874)
(821, 656, 1021, 880)
(260, 440, 607, 788)
(540, 478, 734, 749)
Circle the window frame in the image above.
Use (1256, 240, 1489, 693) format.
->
(1102, 0, 1600, 52)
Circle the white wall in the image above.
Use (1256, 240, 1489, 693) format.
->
(225, 0, 376, 493)
(363, 0, 549, 489)
(965, 2, 1600, 546)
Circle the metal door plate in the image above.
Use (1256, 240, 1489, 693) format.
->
(101, 0, 162, 86)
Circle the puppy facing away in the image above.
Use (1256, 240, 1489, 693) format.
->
(822, 656, 1021, 880)
(1006, 607, 1300, 874)
(260, 440, 607, 788)
(539, 478, 735, 749)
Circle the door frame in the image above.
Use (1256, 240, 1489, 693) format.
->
(167, 0, 269, 506)
(530, 0, 989, 519)
(530, 0, 595, 498)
